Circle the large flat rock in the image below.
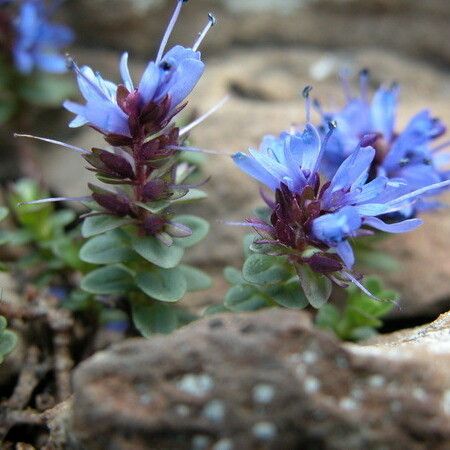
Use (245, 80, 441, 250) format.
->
(71, 309, 450, 449)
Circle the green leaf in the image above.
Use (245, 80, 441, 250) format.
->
(131, 235, 184, 269)
(179, 265, 212, 291)
(203, 304, 229, 315)
(80, 232, 134, 264)
(0, 207, 9, 222)
(82, 215, 131, 238)
(0, 329, 17, 360)
(19, 73, 75, 107)
(296, 265, 332, 308)
(81, 265, 134, 295)
(135, 200, 170, 214)
(349, 326, 378, 341)
(243, 234, 256, 258)
(49, 209, 76, 231)
(136, 267, 187, 302)
(223, 266, 244, 285)
(172, 215, 209, 248)
(269, 280, 309, 309)
(224, 284, 268, 311)
(131, 300, 178, 337)
(315, 304, 341, 331)
(242, 254, 290, 285)
(171, 189, 207, 204)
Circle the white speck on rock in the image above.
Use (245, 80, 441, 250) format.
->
(212, 438, 234, 450)
(175, 404, 191, 417)
(368, 375, 385, 388)
(139, 393, 152, 405)
(252, 421, 277, 441)
(413, 388, 427, 401)
(202, 400, 225, 423)
(339, 398, 358, 411)
(443, 390, 450, 415)
(176, 374, 214, 397)
(335, 355, 349, 369)
(304, 376, 321, 394)
(192, 435, 211, 450)
(252, 384, 275, 404)
(302, 351, 318, 365)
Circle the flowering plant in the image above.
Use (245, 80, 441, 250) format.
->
(224, 87, 450, 311)
(0, 0, 74, 125)
(15, 0, 222, 336)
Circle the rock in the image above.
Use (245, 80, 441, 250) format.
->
(63, 1, 450, 65)
(72, 309, 450, 449)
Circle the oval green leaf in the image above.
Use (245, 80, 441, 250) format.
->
(80, 232, 134, 264)
(81, 265, 134, 295)
(243, 254, 290, 285)
(172, 215, 209, 248)
(131, 235, 184, 269)
(136, 267, 187, 302)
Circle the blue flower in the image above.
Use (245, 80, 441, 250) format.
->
(232, 123, 449, 277)
(13, 0, 73, 74)
(64, 1, 214, 137)
(318, 71, 449, 214)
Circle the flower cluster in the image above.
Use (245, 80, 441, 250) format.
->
(19, 0, 220, 244)
(318, 70, 449, 215)
(232, 94, 450, 296)
(1, 0, 73, 74)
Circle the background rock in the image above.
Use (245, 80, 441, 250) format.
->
(63, 0, 450, 65)
(72, 309, 450, 450)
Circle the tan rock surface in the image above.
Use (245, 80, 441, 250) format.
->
(72, 309, 450, 449)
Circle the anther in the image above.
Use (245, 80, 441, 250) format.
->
(302, 85, 313, 99)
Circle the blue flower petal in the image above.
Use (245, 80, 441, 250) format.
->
(370, 86, 398, 141)
(364, 216, 422, 233)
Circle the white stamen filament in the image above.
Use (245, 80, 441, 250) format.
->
(166, 145, 233, 155)
(14, 134, 90, 155)
(156, 0, 185, 63)
(66, 55, 111, 102)
(180, 95, 229, 136)
(192, 13, 216, 52)
(19, 196, 91, 207)
(432, 140, 450, 153)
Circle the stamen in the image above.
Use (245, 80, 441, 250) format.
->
(166, 145, 233, 155)
(14, 134, 90, 155)
(359, 68, 370, 102)
(302, 85, 313, 123)
(192, 13, 216, 52)
(312, 121, 337, 174)
(179, 95, 229, 136)
(312, 98, 326, 119)
(339, 68, 352, 100)
(388, 179, 450, 207)
(18, 196, 91, 207)
(66, 54, 111, 101)
(343, 271, 383, 302)
(156, 0, 187, 63)
(432, 140, 450, 153)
